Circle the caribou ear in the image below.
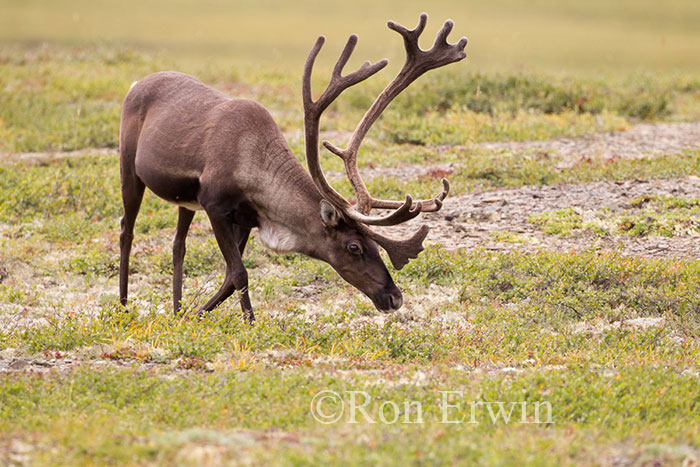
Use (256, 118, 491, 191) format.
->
(320, 199, 341, 227)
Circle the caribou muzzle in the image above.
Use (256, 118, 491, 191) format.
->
(371, 285, 403, 312)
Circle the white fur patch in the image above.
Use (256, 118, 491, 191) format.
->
(174, 200, 204, 211)
(258, 222, 297, 253)
(129, 81, 139, 90)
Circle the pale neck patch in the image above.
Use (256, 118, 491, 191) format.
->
(258, 220, 298, 253)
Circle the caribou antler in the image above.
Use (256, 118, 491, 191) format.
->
(303, 13, 467, 268)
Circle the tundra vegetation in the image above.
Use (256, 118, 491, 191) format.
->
(1, 0, 700, 465)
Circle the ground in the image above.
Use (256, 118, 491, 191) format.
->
(1, 4, 700, 464)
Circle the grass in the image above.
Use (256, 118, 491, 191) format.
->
(4, 150, 700, 254)
(0, 365, 698, 465)
(2, 146, 698, 463)
(2, 242, 700, 462)
(3, 245, 699, 362)
(1, 0, 700, 464)
(1, 45, 699, 153)
(530, 195, 700, 238)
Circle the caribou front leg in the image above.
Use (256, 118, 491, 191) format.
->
(172, 207, 195, 315)
(201, 213, 254, 323)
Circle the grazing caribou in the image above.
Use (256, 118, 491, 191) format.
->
(118, 14, 467, 322)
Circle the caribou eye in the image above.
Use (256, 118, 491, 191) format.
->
(347, 241, 363, 255)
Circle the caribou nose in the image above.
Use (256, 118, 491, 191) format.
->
(388, 292, 403, 310)
(372, 286, 403, 312)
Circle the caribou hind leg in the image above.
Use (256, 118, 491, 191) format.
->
(201, 214, 254, 323)
(172, 207, 196, 314)
(118, 174, 145, 307)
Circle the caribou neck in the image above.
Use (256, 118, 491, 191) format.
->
(251, 137, 329, 260)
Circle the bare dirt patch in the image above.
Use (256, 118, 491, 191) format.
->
(338, 121, 700, 181)
(0, 147, 115, 166)
(4, 122, 700, 173)
(480, 121, 700, 165)
(379, 176, 700, 258)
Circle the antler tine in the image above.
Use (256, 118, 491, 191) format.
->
(434, 19, 455, 47)
(344, 195, 422, 226)
(370, 178, 450, 213)
(331, 35, 360, 80)
(337, 177, 450, 226)
(387, 13, 427, 54)
(302, 36, 325, 109)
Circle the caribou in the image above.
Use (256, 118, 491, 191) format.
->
(118, 13, 467, 322)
